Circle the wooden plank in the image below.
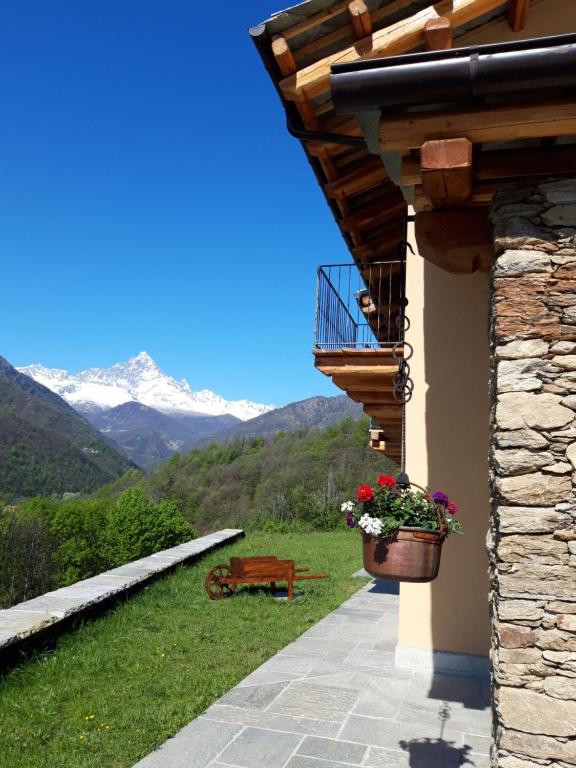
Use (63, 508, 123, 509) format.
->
(316, 364, 400, 376)
(507, 0, 529, 31)
(421, 138, 472, 208)
(314, 347, 400, 357)
(272, 36, 297, 77)
(348, 0, 372, 40)
(380, 99, 576, 152)
(280, 3, 348, 42)
(279, 0, 504, 102)
(339, 198, 407, 233)
(401, 144, 576, 187)
(293, 0, 416, 67)
(332, 373, 399, 390)
(352, 231, 405, 261)
(348, 390, 399, 404)
(323, 157, 387, 199)
(415, 208, 493, 274)
(424, 17, 452, 50)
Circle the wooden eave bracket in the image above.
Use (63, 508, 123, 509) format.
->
(415, 208, 493, 274)
(421, 138, 473, 208)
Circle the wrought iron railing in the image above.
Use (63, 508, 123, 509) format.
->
(314, 261, 404, 349)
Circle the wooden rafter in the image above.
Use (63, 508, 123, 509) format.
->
(271, 36, 297, 76)
(507, 0, 529, 32)
(323, 157, 387, 199)
(339, 198, 406, 233)
(379, 99, 576, 152)
(348, 0, 372, 40)
(424, 17, 452, 50)
(352, 230, 404, 262)
(279, 0, 505, 103)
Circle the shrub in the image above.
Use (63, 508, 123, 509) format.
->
(103, 488, 195, 567)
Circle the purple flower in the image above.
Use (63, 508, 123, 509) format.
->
(346, 513, 357, 528)
(433, 491, 449, 506)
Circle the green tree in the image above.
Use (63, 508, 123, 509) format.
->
(103, 488, 194, 567)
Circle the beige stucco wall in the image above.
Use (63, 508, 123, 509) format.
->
(397, 223, 491, 657)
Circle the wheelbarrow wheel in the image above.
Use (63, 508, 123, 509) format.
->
(205, 564, 236, 601)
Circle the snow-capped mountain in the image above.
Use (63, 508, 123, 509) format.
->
(19, 352, 276, 421)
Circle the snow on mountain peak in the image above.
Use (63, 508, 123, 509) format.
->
(18, 353, 276, 421)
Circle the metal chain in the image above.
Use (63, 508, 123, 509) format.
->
(391, 244, 414, 475)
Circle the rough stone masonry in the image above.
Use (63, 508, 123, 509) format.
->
(489, 180, 576, 768)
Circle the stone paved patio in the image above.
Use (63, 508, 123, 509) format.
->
(134, 580, 492, 768)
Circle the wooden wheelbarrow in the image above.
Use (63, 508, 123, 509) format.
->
(205, 555, 329, 601)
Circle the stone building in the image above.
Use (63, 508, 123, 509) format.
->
(251, 1, 576, 765)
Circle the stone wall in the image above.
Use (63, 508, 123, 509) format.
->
(489, 180, 576, 768)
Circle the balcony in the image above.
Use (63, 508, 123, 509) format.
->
(313, 262, 406, 463)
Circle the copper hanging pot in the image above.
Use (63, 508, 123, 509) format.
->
(361, 483, 449, 583)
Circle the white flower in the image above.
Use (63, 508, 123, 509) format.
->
(341, 501, 355, 512)
(357, 513, 383, 537)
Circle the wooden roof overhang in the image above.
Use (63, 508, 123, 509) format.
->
(250, 0, 576, 459)
(252, 0, 576, 275)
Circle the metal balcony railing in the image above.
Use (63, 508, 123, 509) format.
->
(314, 261, 404, 349)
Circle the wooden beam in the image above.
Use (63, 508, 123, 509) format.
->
(294, 0, 420, 67)
(339, 198, 406, 233)
(401, 144, 576, 187)
(271, 37, 297, 77)
(279, 0, 504, 102)
(421, 138, 472, 208)
(379, 99, 576, 152)
(415, 208, 493, 274)
(323, 157, 387, 199)
(348, 0, 372, 40)
(424, 17, 452, 50)
(508, 0, 529, 32)
(351, 231, 405, 262)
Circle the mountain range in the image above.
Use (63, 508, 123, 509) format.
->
(19, 352, 275, 420)
(0, 356, 134, 498)
(14, 352, 363, 472)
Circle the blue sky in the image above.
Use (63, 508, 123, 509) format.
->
(0, 1, 350, 405)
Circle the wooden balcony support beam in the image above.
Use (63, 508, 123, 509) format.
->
(421, 138, 472, 208)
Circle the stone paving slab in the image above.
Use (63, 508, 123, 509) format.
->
(133, 580, 492, 768)
(0, 529, 243, 652)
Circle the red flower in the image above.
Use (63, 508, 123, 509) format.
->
(377, 474, 395, 488)
(355, 484, 373, 502)
(447, 501, 458, 516)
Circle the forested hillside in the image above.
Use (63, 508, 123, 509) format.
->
(132, 415, 396, 533)
(0, 356, 135, 498)
(1, 415, 394, 607)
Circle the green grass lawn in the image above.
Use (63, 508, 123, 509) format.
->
(0, 531, 365, 768)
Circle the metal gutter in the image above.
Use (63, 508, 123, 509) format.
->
(331, 32, 576, 113)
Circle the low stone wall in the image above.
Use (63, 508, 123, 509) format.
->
(0, 529, 243, 657)
(489, 180, 576, 767)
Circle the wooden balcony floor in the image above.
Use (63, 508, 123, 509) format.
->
(314, 348, 403, 463)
